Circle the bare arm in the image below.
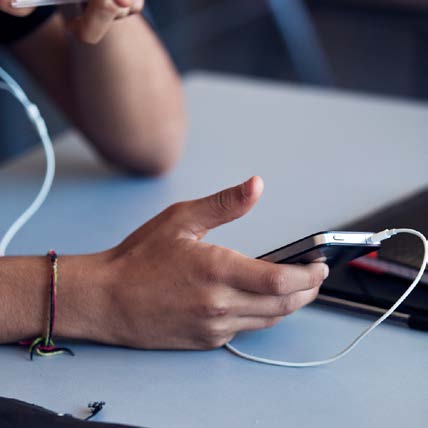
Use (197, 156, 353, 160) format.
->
(0, 254, 108, 343)
(8, 13, 186, 175)
(0, 178, 327, 348)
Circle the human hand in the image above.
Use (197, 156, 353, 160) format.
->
(0, 0, 34, 16)
(65, 0, 145, 43)
(0, 0, 144, 43)
(85, 177, 329, 350)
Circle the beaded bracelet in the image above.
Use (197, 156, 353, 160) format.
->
(22, 250, 74, 360)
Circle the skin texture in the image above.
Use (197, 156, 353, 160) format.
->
(0, 177, 329, 349)
(3, 2, 186, 175)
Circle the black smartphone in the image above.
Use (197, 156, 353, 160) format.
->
(258, 231, 380, 267)
(259, 229, 428, 331)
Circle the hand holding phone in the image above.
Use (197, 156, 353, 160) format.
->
(259, 231, 380, 267)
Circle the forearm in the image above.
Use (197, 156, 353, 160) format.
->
(10, 13, 186, 175)
(0, 253, 111, 344)
(68, 15, 186, 174)
(0, 178, 327, 351)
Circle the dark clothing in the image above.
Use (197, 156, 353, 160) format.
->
(0, 7, 56, 44)
(0, 396, 145, 427)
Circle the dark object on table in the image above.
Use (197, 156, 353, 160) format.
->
(317, 187, 428, 330)
(0, 397, 145, 428)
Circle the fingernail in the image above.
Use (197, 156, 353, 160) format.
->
(322, 264, 329, 280)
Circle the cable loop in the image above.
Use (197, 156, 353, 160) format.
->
(226, 228, 427, 367)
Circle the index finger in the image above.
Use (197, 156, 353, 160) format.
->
(218, 250, 329, 295)
(73, 0, 128, 43)
(0, 0, 34, 16)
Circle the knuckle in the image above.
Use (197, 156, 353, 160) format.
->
(197, 322, 231, 349)
(164, 202, 185, 221)
(205, 299, 229, 318)
(264, 268, 286, 295)
(201, 303, 227, 319)
(194, 293, 229, 318)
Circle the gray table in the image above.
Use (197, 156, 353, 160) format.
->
(1, 73, 427, 428)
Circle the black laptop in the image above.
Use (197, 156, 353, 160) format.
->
(318, 187, 428, 331)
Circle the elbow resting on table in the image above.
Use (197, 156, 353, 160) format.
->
(98, 114, 187, 177)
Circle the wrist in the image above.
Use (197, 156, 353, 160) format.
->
(55, 250, 116, 342)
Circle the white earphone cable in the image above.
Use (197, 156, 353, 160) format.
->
(0, 66, 55, 256)
(225, 228, 427, 367)
(1, 67, 426, 368)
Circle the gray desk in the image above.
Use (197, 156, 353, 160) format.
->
(1, 73, 427, 428)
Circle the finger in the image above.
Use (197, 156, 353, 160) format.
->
(114, 6, 131, 19)
(232, 316, 284, 333)
(73, 0, 120, 44)
(113, 0, 132, 7)
(217, 251, 329, 295)
(7, 6, 33, 16)
(177, 176, 264, 239)
(129, 0, 143, 14)
(231, 287, 320, 318)
(1, 1, 34, 16)
(229, 288, 319, 333)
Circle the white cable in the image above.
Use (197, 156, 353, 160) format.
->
(225, 228, 428, 367)
(0, 66, 55, 256)
(1, 67, 427, 367)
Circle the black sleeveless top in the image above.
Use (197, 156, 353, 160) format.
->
(0, 7, 56, 44)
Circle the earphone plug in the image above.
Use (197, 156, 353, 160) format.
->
(366, 229, 398, 244)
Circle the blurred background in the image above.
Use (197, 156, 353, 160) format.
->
(1, 0, 428, 163)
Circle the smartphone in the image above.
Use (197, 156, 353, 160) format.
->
(12, 0, 82, 8)
(258, 231, 381, 267)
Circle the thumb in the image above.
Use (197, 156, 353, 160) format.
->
(182, 176, 264, 239)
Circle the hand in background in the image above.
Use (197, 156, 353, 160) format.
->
(89, 176, 329, 349)
(0, 0, 34, 16)
(0, 0, 144, 43)
(65, 0, 145, 44)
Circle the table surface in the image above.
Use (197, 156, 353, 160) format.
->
(1, 73, 427, 428)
